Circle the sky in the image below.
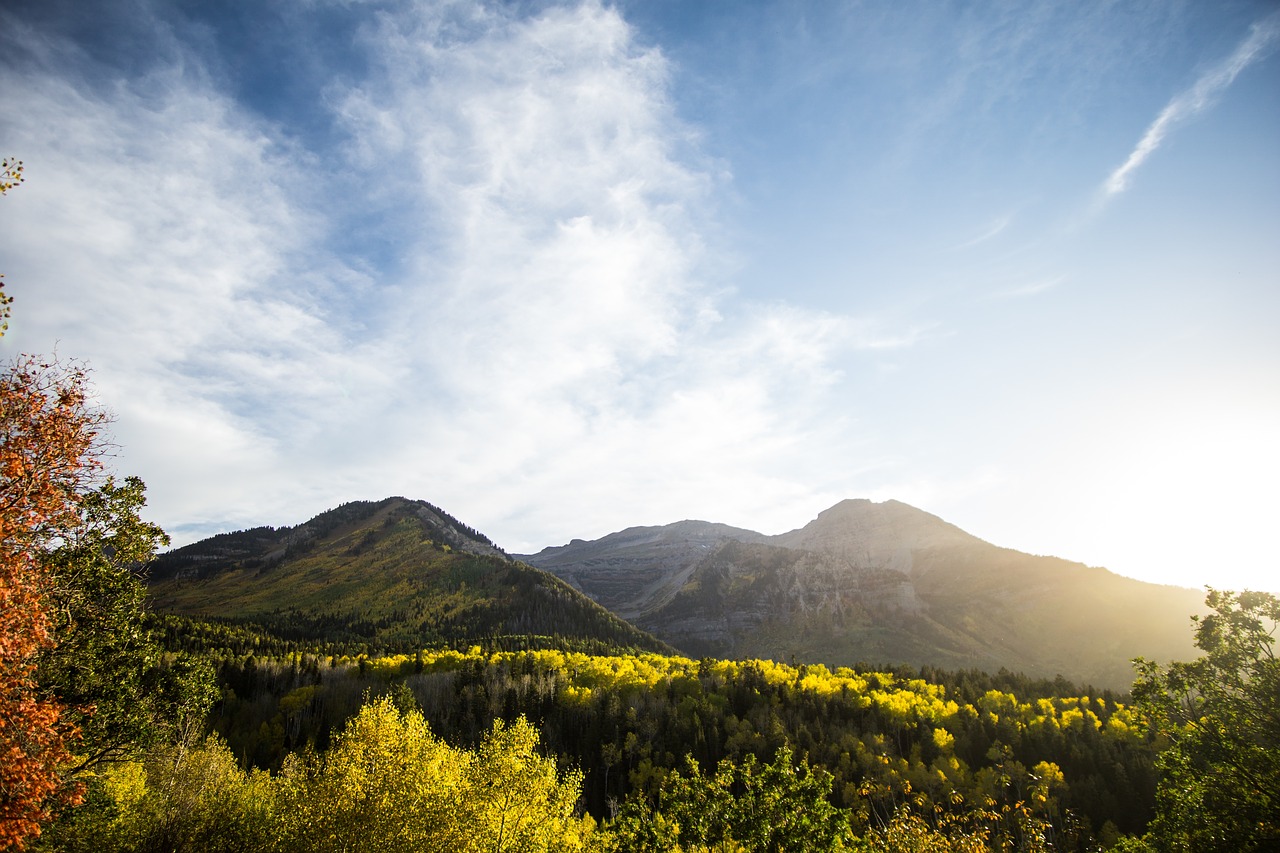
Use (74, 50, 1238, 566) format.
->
(1, 0, 1277, 594)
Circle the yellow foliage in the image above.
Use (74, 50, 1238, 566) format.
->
(99, 761, 148, 815)
(272, 697, 591, 853)
(465, 716, 590, 852)
(273, 696, 466, 852)
(51, 736, 274, 851)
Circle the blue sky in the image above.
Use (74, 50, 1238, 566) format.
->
(2, 0, 1277, 593)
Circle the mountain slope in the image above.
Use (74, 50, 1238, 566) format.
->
(519, 499, 1205, 688)
(521, 520, 768, 620)
(147, 497, 670, 654)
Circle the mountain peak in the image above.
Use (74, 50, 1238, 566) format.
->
(521, 497, 1204, 687)
(770, 498, 981, 564)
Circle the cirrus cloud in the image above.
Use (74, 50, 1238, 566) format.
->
(0, 1, 893, 548)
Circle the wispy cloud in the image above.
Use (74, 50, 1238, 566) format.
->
(853, 323, 940, 351)
(1104, 12, 1280, 196)
(989, 275, 1065, 300)
(0, 28, 395, 516)
(0, 1, 874, 549)
(949, 216, 1011, 251)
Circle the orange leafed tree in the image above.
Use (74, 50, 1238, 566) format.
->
(0, 355, 107, 849)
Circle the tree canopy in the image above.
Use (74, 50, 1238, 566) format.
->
(1, 356, 189, 849)
(1130, 589, 1280, 852)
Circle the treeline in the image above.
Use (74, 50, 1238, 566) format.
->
(40, 692, 1043, 853)
(152, 613, 665, 659)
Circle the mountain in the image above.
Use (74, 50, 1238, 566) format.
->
(146, 497, 671, 654)
(518, 499, 1206, 688)
(519, 520, 768, 621)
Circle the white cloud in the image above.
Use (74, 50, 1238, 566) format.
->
(0, 1, 873, 547)
(1104, 12, 1280, 196)
(338, 1, 711, 398)
(0, 28, 402, 526)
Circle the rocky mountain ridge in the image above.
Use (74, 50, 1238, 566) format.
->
(518, 498, 1205, 688)
(518, 519, 768, 620)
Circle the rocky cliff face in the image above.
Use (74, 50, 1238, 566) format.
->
(518, 521, 767, 620)
(519, 499, 1205, 688)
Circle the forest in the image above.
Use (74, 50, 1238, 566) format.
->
(2, 341, 1277, 851)
(25, 596, 1280, 853)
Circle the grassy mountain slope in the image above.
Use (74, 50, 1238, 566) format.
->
(147, 497, 670, 654)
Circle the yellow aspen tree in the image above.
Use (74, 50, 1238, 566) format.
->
(273, 696, 467, 852)
(462, 716, 592, 853)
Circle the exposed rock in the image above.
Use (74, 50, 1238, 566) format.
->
(520, 499, 1205, 688)
(519, 520, 766, 620)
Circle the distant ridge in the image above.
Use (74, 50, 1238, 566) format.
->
(518, 498, 1205, 688)
(521, 520, 767, 620)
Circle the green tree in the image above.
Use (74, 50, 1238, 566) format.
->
(1130, 589, 1280, 852)
(36, 735, 273, 853)
(607, 748, 855, 852)
(37, 477, 214, 771)
(2, 353, 210, 848)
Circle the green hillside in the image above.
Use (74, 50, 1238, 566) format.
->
(146, 497, 670, 655)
